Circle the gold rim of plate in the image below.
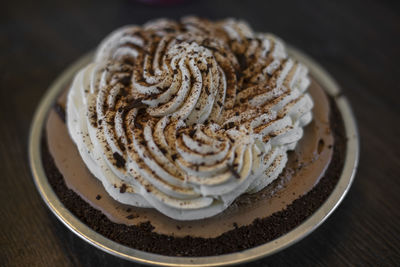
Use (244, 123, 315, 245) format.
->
(29, 46, 359, 266)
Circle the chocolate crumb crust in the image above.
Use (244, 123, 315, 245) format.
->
(41, 95, 346, 257)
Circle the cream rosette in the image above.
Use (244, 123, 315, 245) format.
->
(67, 17, 313, 220)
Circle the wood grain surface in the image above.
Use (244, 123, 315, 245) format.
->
(1, 0, 399, 266)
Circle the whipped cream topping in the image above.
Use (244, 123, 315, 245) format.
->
(67, 17, 313, 220)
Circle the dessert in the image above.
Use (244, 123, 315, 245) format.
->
(67, 17, 313, 220)
(42, 17, 346, 256)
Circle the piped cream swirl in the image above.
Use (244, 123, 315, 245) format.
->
(67, 17, 313, 220)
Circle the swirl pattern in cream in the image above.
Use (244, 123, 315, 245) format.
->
(67, 17, 313, 220)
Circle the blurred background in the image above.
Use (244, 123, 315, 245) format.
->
(1, 0, 399, 266)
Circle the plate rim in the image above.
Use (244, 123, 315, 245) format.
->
(29, 47, 359, 266)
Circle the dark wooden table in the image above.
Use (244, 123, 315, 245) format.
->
(1, 0, 399, 266)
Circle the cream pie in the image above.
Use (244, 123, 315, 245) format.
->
(42, 17, 346, 256)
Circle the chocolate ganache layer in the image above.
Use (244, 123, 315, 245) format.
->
(66, 17, 315, 220)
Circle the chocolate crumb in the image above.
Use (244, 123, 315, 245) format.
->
(113, 152, 126, 168)
(95, 195, 101, 200)
(120, 183, 127, 194)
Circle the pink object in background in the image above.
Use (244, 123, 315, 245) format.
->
(136, 0, 186, 5)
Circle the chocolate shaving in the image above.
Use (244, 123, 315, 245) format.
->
(236, 53, 248, 71)
(119, 183, 127, 193)
(126, 98, 145, 110)
(106, 119, 114, 126)
(188, 129, 196, 138)
(223, 122, 235, 130)
(123, 58, 133, 65)
(134, 122, 143, 130)
(113, 152, 126, 168)
(139, 140, 147, 146)
(120, 76, 131, 86)
(117, 138, 125, 152)
(202, 44, 218, 52)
